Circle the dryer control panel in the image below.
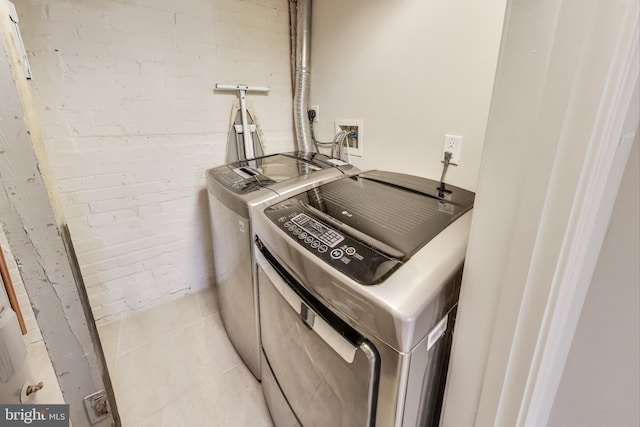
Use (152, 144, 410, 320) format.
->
(265, 203, 400, 286)
(209, 167, 270, 194)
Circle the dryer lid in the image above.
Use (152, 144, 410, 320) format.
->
(277, 170, 475, 261)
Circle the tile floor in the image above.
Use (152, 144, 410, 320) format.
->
(97, 288, 273, 427)
(25, 341, 66, 405)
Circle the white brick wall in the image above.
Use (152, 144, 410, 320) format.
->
(16, 0, 294, 322)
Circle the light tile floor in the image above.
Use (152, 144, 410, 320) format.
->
(25, 340, 65, 405)
(97, 288, 273, 427)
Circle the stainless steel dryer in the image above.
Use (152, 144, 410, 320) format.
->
(252, 170, 474, 426)
(206, 152, 357, 380)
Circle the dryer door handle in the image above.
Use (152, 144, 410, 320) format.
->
(255, 248, 358, 364)
(300, 302, 315, 329)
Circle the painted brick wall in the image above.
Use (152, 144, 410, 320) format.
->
(15, 0, 294, 322)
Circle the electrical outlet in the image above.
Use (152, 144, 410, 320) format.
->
(309, 105, 319, 122)
(442, 134, 462, 165)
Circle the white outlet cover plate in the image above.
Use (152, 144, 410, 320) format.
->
(443, 134, 462, 165)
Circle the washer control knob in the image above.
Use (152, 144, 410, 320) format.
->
(330, 249, 344, 260)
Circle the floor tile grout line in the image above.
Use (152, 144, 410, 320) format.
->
(124, 362, 249, 427)
(121, 362, 246, 426)
(112, 292, 219, 357)
(115, 317, 123, 357)
(115, 316, 206, 358)
(113, 306, 222, 359)
(100, 287, 215, 320)
(194, 288, 219, 319)
(120, 293, 199, 328)
(99, 288, 216, 335)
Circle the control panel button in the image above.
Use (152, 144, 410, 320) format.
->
(311, 241, 320, 248)
(345, 247, 356, 256)
(305, 236, 314, 244)
(318, 245, 328, 253)
(330, 249, 344, 260)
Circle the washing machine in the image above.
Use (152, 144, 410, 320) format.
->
(252, 170, 475, 426)
(206, 152, 358, 379)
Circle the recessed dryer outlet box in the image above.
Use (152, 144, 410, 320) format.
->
(334, 119, 363, 157)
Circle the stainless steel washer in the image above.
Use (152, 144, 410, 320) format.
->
(252, 170, 475, 426)
(206, 152, 357, 379)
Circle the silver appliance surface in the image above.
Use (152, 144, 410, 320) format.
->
(253, 170, 474, 426)
(206, 152, 358, 379)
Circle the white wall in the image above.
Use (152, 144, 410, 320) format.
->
(440, 0, 639, 425)
(548, 134, 639, 427)
(309, 0, 507, 191)
(16, 0, 294, 322)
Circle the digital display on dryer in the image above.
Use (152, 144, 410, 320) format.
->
(266, 204, 400, 285)
(291, 213, 344, 247)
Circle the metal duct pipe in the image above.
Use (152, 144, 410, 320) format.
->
(293, 0, 314, 152)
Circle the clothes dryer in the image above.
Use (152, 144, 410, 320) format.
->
(252, 171, 474, 426)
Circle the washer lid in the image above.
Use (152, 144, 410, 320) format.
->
(207, 152, 340, 195)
